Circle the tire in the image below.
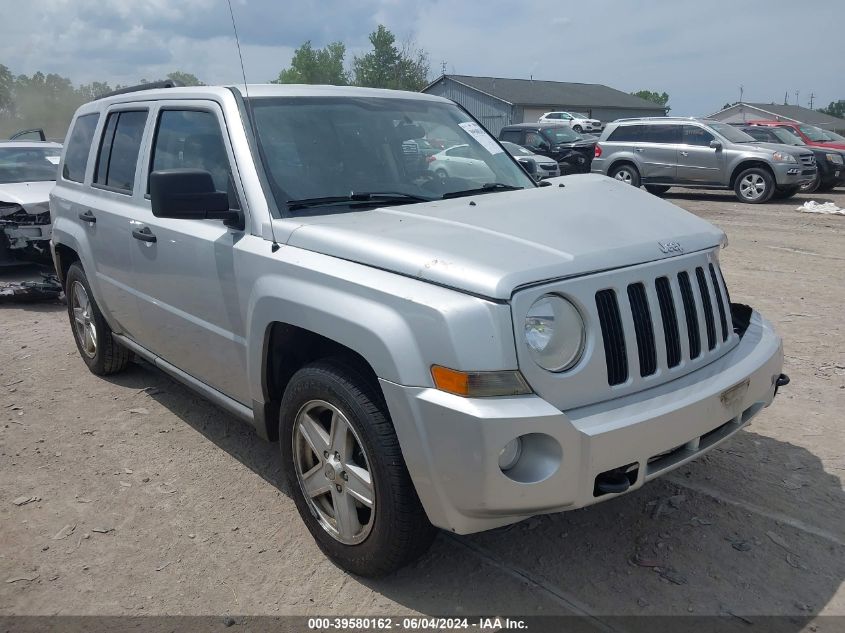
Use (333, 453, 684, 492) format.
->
(434, 168, 448, 182)
(733, 167, 775, 203)
(817, 182, 838, 193)
(800, 171, 820, 193)
(645, 185, 671, 196)
(65, 262, 132, 375)
(573, 125, 583, 133)
(609, 163, 641, 187)
(772, 185, 800, 200)
(279, 358, 436, 577)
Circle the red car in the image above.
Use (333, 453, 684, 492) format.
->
(747, 120, 845, 151)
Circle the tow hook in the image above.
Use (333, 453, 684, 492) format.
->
(774, 373, 790, 397)
(594, 467, 634, 496)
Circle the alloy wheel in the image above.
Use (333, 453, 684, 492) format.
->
(739, 173, 767, 201)
(292, 399, 376, 545)
(614, 169, 633, 185)
(70, 281, 97, 358)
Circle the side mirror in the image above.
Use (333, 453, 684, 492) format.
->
(710, 140, 723, 150)
(150, 169, 240, 226)
(516, 157, 538, 178)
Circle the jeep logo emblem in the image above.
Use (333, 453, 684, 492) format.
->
(658, 241, 684, 254)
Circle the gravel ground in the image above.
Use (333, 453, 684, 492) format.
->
(1, 187, 843, 626)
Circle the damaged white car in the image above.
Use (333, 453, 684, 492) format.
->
(0, 140, 62, 264)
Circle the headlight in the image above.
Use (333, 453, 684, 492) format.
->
(826, 153, 844, 165)
(772, 151, 797, 163)
(524, 295, 585, 372)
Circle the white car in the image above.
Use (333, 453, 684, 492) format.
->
(501, 141, 560, 179)
(539, 111, 603, 134)
(0, 140, 62, 263)
(427, 144, 495, 182)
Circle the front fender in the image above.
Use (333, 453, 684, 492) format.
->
(244, 247, 519, 409)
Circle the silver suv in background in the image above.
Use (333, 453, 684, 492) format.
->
(592, 118, 817, 203)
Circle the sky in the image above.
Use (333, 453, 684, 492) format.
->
(2, 0, 843, 116)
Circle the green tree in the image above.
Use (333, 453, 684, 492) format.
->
(819, 100, 845, 119)
(352, 25, 429, 91)
(632, 89, 671, 112)
(273, 41, 348, 85)
(0, 64, 13, 116)
(166, 71, 204, 86)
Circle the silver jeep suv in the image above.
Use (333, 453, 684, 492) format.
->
(592, 117, 817, 203)
(51, 84, 786, 577)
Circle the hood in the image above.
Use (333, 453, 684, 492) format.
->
(0, 181, 54, 216)
(812, 140, 845, 151)
(748, 142, 811, 157)
(279, 174, 724, 300)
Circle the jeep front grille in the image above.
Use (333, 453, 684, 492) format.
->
(595, 263, 732, 386)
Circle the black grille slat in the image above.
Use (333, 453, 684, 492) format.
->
(695, 267, 717, 351)
(709, 263, 729, 341)
(595, 289, 628, 385)
(677, 271, 701, 359)
(627, 283, 657, 376)
(655, 277, 681, 368)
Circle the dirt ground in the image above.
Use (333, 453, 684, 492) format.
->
(1, 188, 843, 627)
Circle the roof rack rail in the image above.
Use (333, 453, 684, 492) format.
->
(613, 116, 698, 123)
(96, 79, 183, 100)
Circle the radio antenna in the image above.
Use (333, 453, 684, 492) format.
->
(227, 0, 250, 99)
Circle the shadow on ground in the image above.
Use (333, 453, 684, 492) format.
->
(104, 358, 843, 626)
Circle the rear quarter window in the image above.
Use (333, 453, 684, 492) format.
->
(62, 113, 100, 183)
(607, 125, 645, 142)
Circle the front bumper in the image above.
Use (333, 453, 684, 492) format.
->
(772, 162, 816, 186)
(381, 311, 783, 534)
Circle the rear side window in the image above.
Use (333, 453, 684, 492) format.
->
(607, 124, 645, 142)
(499, 130, 522, 143)
(62, 113, 99, 182)
(642, 124, 681, 144)
(94, 110, 148, 193)
(682, 126, 715, 146)
(149, 109, 237, 205)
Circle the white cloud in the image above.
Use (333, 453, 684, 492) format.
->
(1, 0, 842, 115)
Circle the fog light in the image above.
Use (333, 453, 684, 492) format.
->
(498, 438, 523, 471)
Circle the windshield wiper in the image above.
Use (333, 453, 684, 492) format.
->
(441, 183, 524, 200)
(287, 191, 433, 211)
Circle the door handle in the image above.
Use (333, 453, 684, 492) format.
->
(634, 148, 644, 152)
(680, 151, 689, 157)
(78, 210, 96, 224)
(132, 226, 157, 243)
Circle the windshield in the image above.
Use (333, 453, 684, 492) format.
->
(541, 126, 581, 143)
(0, 147, 61, 184)
(708, 122, 755, 143)
(501, 141, 533, 156)
(769, 127, 805, 145)
(798, 124, 835, 142)
(246, 96, 534, 212)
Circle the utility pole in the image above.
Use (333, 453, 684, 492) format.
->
(440, 60, 447, 76)
(739, 84, 744, 104)
(784, 91, 788, 105)
(809, 92, 815, 109)
(795, 90, 800, 106)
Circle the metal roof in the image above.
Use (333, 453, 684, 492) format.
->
(709, 102, 845, 128)
(425, 75, 667, 110)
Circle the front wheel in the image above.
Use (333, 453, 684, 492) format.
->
(573, 125, 583, 133)
(645, 185, 671, 196)
(65, 262, 131, 375)
(279, 359, 436, 577)
(734, 167, 775, 203)
(609, 163, 641, 187)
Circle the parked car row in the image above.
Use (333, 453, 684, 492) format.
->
(499, 122, 596, 176)
(590, 117, 832, 203)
